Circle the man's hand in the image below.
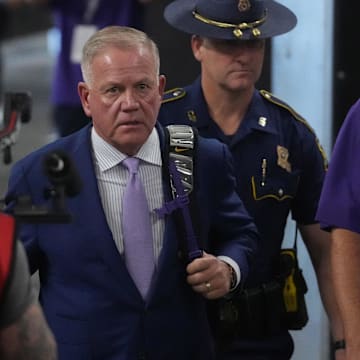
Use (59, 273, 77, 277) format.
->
(186, 251, 232, 299)
(334, 349, 345, 360)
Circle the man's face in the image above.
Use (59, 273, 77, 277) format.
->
(78, 45, 166, 155)
(191, 36, 265, 92)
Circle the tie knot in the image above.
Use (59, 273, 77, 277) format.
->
(122, 157, 139, 174)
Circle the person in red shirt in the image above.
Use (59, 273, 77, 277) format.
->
(0, 213, 57, 360)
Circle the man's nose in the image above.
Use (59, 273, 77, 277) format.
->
(121, 90, 139, 110)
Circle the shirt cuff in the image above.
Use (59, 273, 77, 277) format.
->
(217, 255, 241, 288)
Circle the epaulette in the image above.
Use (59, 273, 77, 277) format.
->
(260, 89, 328, 170)
(162, 87, 186, 104)
(260, 89, 309, 125)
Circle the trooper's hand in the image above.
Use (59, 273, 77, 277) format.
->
(186, 251, 232, 299)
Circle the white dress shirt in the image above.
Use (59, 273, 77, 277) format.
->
(91, 127, 165, 263)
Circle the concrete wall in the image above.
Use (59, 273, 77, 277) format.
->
(272, 1, 334, 359)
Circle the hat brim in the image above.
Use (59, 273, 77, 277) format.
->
(164, 0, 297, 40)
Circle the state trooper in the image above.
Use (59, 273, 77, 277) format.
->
(158, 0, 345, 359)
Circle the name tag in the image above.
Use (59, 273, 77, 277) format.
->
(70, 25, 97, 63)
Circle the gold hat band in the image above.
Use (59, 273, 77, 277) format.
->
(192, 9, 267, 38)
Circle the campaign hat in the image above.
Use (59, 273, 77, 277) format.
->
(164, 0, 297, 40)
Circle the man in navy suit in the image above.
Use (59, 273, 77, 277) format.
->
(5, 26, 258, 359)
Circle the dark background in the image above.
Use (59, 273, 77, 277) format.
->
(1, 0, 358, 143)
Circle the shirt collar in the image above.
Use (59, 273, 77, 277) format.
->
(91, 127, 162, 173)
(243, 90, 278, 135)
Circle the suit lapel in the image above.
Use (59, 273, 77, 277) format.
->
(67, 124, 183, 303)
(68, 127, 141, 298)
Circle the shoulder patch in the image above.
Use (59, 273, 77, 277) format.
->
(162, 87, 186, 104)
(260, 89, 328, 170)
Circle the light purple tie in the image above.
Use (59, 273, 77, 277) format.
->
(122, 157, 154, 298)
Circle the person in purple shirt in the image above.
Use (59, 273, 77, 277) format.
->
(316, 98, 360, 360)
(7, 0, 153, 137)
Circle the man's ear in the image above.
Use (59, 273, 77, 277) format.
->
(191, 35, 203, 62)
(78, 82, 91, 117)
(158, 74, 166, 97)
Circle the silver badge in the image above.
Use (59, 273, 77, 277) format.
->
(258, 116, 267, 127)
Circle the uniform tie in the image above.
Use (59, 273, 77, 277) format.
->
(121, 157, 154, 299)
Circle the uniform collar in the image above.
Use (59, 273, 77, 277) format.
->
(187, 79, 279, 137)
(183, 77, 213, 129)
(243, 90, 279, 135)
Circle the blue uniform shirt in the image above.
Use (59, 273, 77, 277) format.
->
(158, 77, 327, 288)
(158, 78, 328, 357)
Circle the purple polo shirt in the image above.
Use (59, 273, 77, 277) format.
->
(50, 0, 144, 106)
(316, 98, 360, 234)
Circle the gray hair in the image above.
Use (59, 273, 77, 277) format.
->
(81, 26, 160, 85)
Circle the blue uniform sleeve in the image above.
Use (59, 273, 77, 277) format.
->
(316, 98, 360, 233)
(291, 123, 327, 225)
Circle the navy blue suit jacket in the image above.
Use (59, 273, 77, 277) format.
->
(5, 123, 258, 360)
